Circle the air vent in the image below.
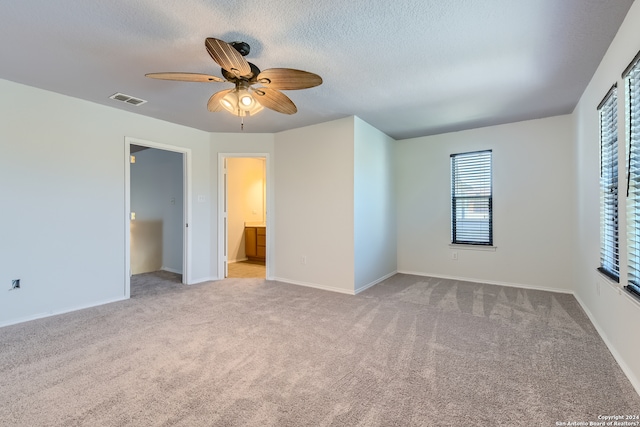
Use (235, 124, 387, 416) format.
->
(109, 92, 147, 106)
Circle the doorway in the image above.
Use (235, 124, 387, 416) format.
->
(218, 153, 271, 279)
(124, 138, 192, 298)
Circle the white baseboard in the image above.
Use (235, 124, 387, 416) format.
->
(355, 271, 397, 294)
(271, 277, 355, 295)
(161, 266, 183, 274)
(573, 293, 640, 397)
(397, 270, 573, 294)
(0, 296, 129, 329)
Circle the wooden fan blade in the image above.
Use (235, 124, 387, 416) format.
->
(145, 72, 224, 83)
(207, 89, 233, 112)
(252, 88, 297, 115)
(257, 69, 322, 90)
(205, 38, 251, 78)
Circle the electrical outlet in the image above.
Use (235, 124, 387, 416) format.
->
(452, 252, 458, 260)
(11, 279, 20, 290)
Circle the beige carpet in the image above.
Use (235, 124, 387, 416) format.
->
(0, 273, 638, 426)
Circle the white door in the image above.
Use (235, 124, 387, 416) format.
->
(222, 157, 229, 278)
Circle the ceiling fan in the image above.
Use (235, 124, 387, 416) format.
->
(146, 38, 322, 121)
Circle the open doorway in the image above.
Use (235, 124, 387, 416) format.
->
(124, 138, 192, 298)
(218, 153, 271, 279)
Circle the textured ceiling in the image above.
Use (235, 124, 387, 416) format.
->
(0, 0, 634, 140)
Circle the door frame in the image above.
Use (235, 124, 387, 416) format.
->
(218, 153, 272, 279)
(124, 137, 192, 297)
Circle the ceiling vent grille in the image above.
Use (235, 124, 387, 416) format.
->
(109, 92, 147, 106)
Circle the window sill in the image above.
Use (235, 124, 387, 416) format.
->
(595, 273, 640, 309)
(596, 267, 620, 284)
(624, 284, 640, 307)
(449, 244, 496, 252)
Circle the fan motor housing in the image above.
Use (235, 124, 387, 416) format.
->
(230, 41, 250, 56)
(222, 62, 261, 82)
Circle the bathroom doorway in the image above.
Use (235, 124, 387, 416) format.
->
(218, 153, 271, 279)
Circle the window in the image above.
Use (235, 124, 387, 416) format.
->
(625, 51, 640, 298)
(451, 150, 492, 245)
(597, 85, 619, 282)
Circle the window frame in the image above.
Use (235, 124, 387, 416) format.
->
(597, 84, 620, 283)
(450, 149, 493, 246)
(624, 50, 640, 299)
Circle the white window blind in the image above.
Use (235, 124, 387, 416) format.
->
(451, 150, 492, 245)
(598, 85, 619, 282)
(625, 51, 640, 298)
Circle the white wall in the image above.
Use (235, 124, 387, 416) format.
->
(396, 115, 575, 292)
(354, 117, 397, 292)
(130, 148, 183, 274)
(573, 0, 640, 393)
(0, 78, 211, 326)
(226, 157, 265, 263)
(273, 117, 355, 293)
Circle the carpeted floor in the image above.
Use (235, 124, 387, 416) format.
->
(0, 273, 638, 426)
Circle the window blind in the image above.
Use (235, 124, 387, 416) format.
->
(598, 85, 619, 282)
(451, 150, 492, 245)
(625, 52, 640, 298)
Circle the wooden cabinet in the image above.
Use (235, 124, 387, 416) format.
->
(245, 226, 266, 262)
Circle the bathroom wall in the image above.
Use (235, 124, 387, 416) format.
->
(226, 157, 266, 263)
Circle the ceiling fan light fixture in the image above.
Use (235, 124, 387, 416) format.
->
(237, 86, 259, 112)
(147, 38, 322, 119)
(240, 94, 253, 107)
(220, 89, 263, 117)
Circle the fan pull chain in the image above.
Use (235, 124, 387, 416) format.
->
(236, 105, 244, 131)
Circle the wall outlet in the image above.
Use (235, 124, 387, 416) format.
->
(451, 252, 458, 260)
(11, 279, 20, 290)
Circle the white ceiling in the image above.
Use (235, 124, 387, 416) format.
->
(0, 0, 634, 140)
